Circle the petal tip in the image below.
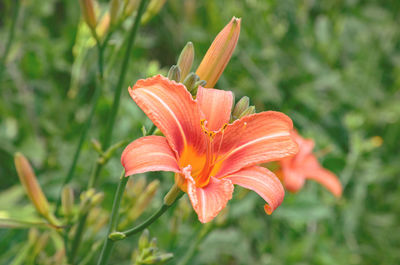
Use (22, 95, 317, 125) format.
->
(264, 204, 273, 215)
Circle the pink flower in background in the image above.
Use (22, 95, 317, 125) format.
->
(277, 131, 342, 197)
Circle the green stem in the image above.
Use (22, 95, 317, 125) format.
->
(55, 42, 105, 214)
(122, 198, 179, 237)
(69, 212, 89, 264)
(87, 161, 104, 189)
(177, 224, 213, 265)
(97, 172, 129, 265)
(0, 0, 20, 81)
(97, 187, 183, 265)
(69, 3, 148, 261)
(101, 0, 148, 150)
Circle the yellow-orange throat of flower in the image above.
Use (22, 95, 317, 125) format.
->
(177, 120, 228, 190)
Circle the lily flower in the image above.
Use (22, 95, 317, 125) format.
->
(277, 131, 342, 197)
(121, 75, 298, 223)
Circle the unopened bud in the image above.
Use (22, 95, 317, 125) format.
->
(79, 0, 97, 30)
(109, 231, 126, 241)
(129, 180, 160, 220)
(177, 42, 194, 81)
(196, 17, 241, 88)
(28, 228, 39, 244)
(195, 80, 207, 88)
(61, 186, 74, 217)
(238, 106, 256, 118)
(163, 184, 181, 206)
(128, 177, 146, 198)
(103, 139, 129, 161)
(138, 229, 150, 250)
(183, 72, 200, 94)
(149, 237, 157, 248)
(167, 65, 181, 82)
(142, 253, 174, 264)
(91, 139, 103, 154)
(232, 96, 249, 119)
(96, 13, 110, 38)
(141, 0, 167, 24)
(81, 188, 96, 202)
(91, 192, 104, 206)
(124, 0, 140, 17)
(14, 153, 50, 220)
(110, 0, 121, 26)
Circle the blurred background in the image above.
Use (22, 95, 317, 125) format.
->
(1, 0, 400, 264)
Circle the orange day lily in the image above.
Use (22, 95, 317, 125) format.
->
(277, 130, 342, 197)
(121, 75, 298, 223)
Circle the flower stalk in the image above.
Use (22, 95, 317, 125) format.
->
(97, 179, 183, 265)
(0, 0, 20, 81)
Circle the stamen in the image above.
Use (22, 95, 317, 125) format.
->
(213, 123, 228, 164)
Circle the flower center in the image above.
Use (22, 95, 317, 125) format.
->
(178, 120, 227, 188)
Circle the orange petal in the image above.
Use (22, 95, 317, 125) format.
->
(303, 155, 342, 197)
(225, 166, 284, 214)
(196, 17, 241, 88)
(213, 111, 298, 178)
(196, 86, 233, 131)
(280, 161, 306, 193)
(129, 75, 205, 156)
(291, 130, 315, 165)
(186, 175, 234, 223)
(121, 136, 180, 176)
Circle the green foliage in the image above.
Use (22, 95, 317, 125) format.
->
(1, 0, 400, 264)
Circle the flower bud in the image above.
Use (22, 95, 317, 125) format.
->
(96, 13, 110, 38)
(129, 180, 160, 221)
(138, 229, 150, 250)
(14, 153, 50, 220)
(124, 0, 140, 17)
(79, 0, 97, 30)
(195, 79, 207, 88)
(129, 177, 147, 198)
(141, 0, 167, 24)
(183, 72, 200, 94)
(239, 106, 255, 118)
(163, 184, 181, 206)
(177, 42, 194, 82)
(91, 192, 104, 206)
(196, 17, 241, 88)
(91, 138, 103, 154)
(61, 186, 74, 217)
(110, 0, 121, 26)
(167, 65, 181, 82)
(142, 253, 174, 264)
(232, 96, 249, 119)
(109, 231, 126, 241)
(149, 237, 157, 248)
(28, 228, 39, 244)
